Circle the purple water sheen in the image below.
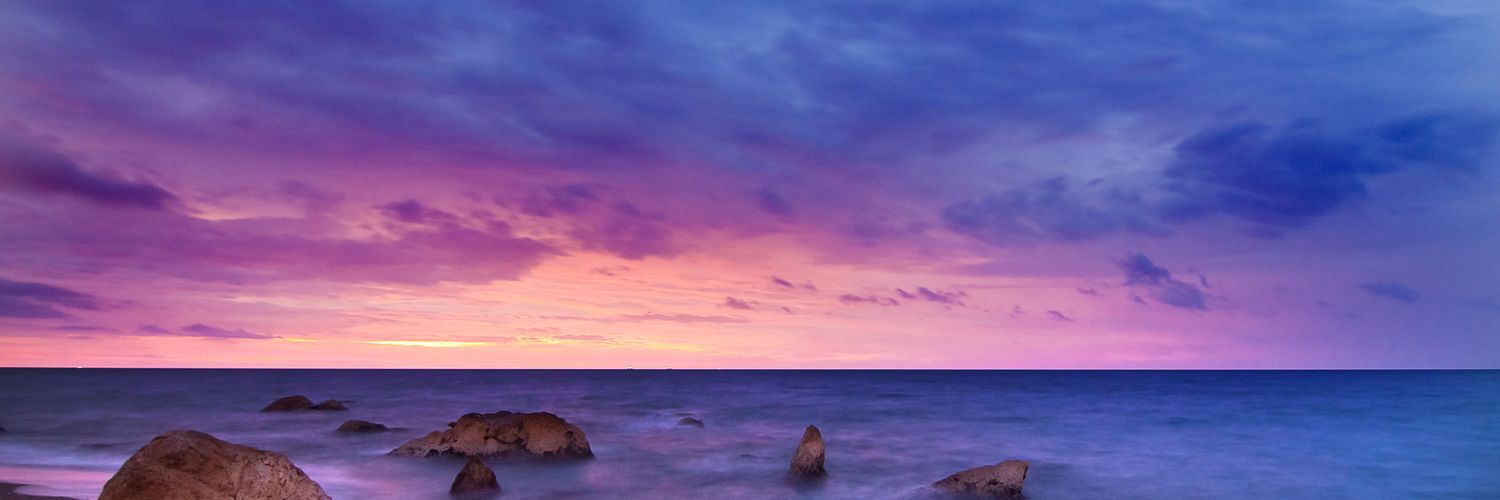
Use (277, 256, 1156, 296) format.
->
(0, 369, 1496, 499)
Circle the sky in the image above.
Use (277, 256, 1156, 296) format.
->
(1, 1, 1498, 368)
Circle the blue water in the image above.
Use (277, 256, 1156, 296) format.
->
(0, 370, 1496, 499)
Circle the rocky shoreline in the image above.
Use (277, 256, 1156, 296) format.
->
(32, 395, 1032, 499)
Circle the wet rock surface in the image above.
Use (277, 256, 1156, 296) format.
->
(97, 430, 330, 500)
(390, 411, 593, 459)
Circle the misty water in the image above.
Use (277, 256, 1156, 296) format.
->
(0, 369, 1496, 499)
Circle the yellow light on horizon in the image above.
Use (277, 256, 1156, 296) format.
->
(367, 340, 490, 348)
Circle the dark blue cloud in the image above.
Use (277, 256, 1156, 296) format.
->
(0, 277, 99, 319)
(378, 199, 457, 225)
(179, 323, 274, 339)
(755, 189, 794, 217)
(1117, 253, 1208, 311)
(838, 294, 899, 306)
(722, 296, 753, 310)
(1159, 114, 1498, 232)
(1046, 310, 1074, 322)
(1358, 282, 1420, 302)
(0, 135, 176, 210)
(571, 202, 677, 259)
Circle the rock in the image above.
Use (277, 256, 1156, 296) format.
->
(260, 395, 315, 412)
(310, 399, 348, 411)
(449, 457, 501, 496)
(98, 429, 330, 500)
(390, 411, 592, 459)
(336, 419, 389, 433)
(677, 417, 705, 428)
(933, 460, 1029, 498)
(788, 425, 826, 479)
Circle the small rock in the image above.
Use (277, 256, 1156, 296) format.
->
(310, 399, 348, 411)
(933, 460, 1029, 498)
(98, 429, 330, 500)
(336, 420, 389, 433)
(390, 411, 592, 459)
(449, 457, 501, 496)
(677, 417, 705, 428)
(260, 395, 315, 412)
(788, 425, 826, 479)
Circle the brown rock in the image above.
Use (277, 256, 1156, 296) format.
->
(260, 395, 315, 412)
(449, 457, 501, 496)
(310, 399, 348, 411)
(336, 419, 389, 433)
(389, 411, 592, 459)
(788, 425, 826, 479)
(677, 417, 705, 428)
(933, 460, 1029, 498)
(98, 429, 330, 500)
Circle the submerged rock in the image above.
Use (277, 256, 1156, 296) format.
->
(261, 395, 315, 412)
(310, 399, 348, 411)
(449, 457, 501, 496)
(261, 396, 347, 412)
(933, 460, 1029, 498)
(788, 425, 826, 479)
(390, 411, 592, 459)
(98, 429, 330, 500)
(677, 417, 705, 428)
(336, 419, 389, 433)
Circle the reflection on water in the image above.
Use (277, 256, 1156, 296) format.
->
(0, 369, 1497, 499)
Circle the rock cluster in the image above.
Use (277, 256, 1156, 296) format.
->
(788, 425, 826, 479)
(98, 430, 330, 500)
(932, 460, 1029, 498)
(390, 411, 592, 459)
(260, 396, 347, 412)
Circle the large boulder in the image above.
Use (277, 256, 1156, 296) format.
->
(336, 419, 389, 433)
(390, 411, 592, 459)
(449, 457, 501, 496)
(933, 460, 1029, 498)
(788, 425, 826, 479)
(98, 430, 330, 500)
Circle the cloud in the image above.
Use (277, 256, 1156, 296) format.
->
(570, 202, 676, 259)
(378, 199, 457, 225)
(0, 135, 177, 209)
(1076, 287, 1100, 296)
(136, 324, 171, 334)
(1045, 310, 1074, 322)
(1117, 253, 1208, 311)
(896, 287, 966, 306)
(614, 312, 748, 324)
(0, 277, 100, 318)
(942, 177, 1155, 246)
(519, 184, 600, 217)
(131, 323, 275, 339)
(755, 189, 794, 217)
(1358, 282, 1420, 302)
(771, 276, 816, 291)
(1158, 115, 1497, 232)
(838, 294, 899, 306)
(721, 296, 753, 310)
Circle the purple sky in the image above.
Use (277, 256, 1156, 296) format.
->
(1, 1, 1498, 368)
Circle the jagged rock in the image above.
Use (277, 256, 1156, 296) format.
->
(677, 417, 705, 428)
(933, 460, 1029, 498)
(788, 425, 826, 479)
(336, 419, 389, 433)
(261, 395, 315, 412)
(390, 411, 592, 459)
(98, 430, 330, 500)
(449, 457, 501, 496)
(310, 399, 348, 411)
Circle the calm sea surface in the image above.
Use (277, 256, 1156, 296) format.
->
(0, 369, 1496, 499)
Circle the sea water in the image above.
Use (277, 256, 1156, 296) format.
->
(0, 369, 1496, 499)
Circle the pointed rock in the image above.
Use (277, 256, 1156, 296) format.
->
(336, 419, 389, 433)
(933, 460, 1029, 498)
(260, 395, 314, 412)
(390, 411, 592, 459)
(788, 425, 826, 479)
(99, 430, 330, 500)
(450, 457, 501, 496)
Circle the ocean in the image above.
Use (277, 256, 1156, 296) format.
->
(0, 369, 1496, 499)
